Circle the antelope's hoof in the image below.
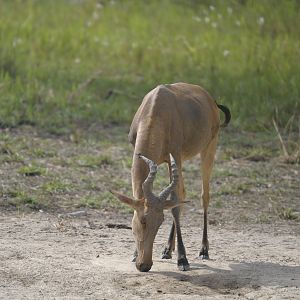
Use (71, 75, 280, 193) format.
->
(177, 257, 190, 271)
(162, 248, 172, 259)
(199, 248, 209, 260)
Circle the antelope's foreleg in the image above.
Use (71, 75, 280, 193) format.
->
(171, 193, 189, 271)
(162, 222, 175, 259)
(162, 158, 185, 261)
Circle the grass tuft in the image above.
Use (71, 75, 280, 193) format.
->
(75, 154, 113, 168)
(18, 165, 47, 176)
(42, 180, 71, 194)
(4, 190, 42, 210)
(277, 207, 298, 220)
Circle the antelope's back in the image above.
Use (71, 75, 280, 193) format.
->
(129, 83, 220, 158)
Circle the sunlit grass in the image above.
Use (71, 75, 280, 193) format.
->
(0, 0, 299, 132)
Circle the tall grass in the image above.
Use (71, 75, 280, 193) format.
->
(0, 0, 299, 133)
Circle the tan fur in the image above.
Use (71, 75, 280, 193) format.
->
(113, 82, 224, 272)
(129, 82, 219, 198)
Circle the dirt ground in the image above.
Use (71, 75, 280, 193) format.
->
(0, 209, 299, 300)
(0, 126, 299, 299)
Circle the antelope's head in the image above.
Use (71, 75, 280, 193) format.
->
(111, 154, 179, 272)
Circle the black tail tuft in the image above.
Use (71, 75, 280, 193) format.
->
(217, 104, 231, 127)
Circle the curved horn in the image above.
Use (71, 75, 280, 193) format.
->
(138, 154, 157, 201)
(159, 154, 179, 201)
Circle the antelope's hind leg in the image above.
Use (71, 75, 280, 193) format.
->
(199, 137, 218, 260)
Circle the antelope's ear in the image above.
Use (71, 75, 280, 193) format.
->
(110, 190, 142, 209)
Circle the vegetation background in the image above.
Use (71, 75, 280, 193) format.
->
(0, 3, 299, 298)
(0, 0, 299, 134)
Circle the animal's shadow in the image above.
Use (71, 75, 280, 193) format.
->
(152, 259, 300, 291)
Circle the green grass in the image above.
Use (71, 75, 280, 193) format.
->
(74, 154, 113, 168)
(18, 164, 47, 176)
(42, 180, 72, 194)
(277, 207, 298, 220)
(0, 143, 24, 163)
(4, 190, 42, 210)
(213, 167, 237, 178)
(216, 182, 252, 196)
(0, 0, 299, 132)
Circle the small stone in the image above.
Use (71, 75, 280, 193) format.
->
(67, 210, 87, 217)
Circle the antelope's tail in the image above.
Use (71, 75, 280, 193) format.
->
(217, 103, 231, 128)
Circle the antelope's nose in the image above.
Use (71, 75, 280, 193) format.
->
(136, 262, 152, 272)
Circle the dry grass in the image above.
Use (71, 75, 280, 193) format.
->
(273, 116, 300, 164)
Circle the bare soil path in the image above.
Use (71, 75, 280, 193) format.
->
(0, 209, 299, 299)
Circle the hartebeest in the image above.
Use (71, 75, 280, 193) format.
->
(111, 82, 230, 272)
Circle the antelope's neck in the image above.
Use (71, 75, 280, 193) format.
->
(131, 123, 165, 199)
